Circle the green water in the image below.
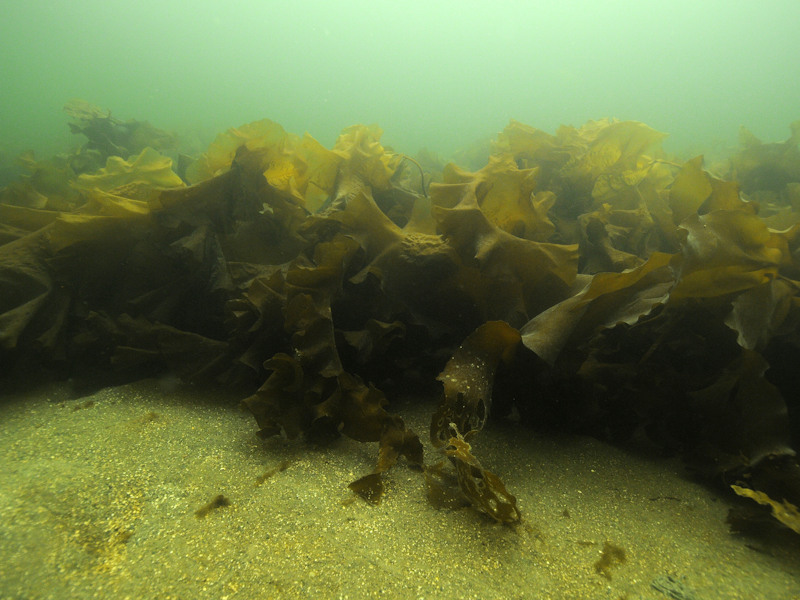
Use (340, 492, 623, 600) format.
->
(2, 1, 799, 164)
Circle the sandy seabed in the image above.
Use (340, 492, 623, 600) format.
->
(0, 378, 798, 600)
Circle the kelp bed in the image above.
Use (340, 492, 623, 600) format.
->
(2, 101, 800, 534)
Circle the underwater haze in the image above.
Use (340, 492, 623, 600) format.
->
(2, 0, 800, 161)
(5, 2, 800, 598)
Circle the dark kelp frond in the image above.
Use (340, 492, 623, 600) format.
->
(430, 321, 522, 522)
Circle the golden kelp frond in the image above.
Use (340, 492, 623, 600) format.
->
(669, 155, 751, 226)
(580, 156, 679, 272)
(74, 147, 185, 192)
(49, 168, 166, 253)
(592, 154, 678, 217)
(669, 156, 713, 224)
(323, 188, 405, 258)
(520, 252, 674, 365)
(0, 229, 55, 351)
(187, 120, 341, 212)
(349, 419, 424, 504)
(241, 232, 357, 417)
(297, 133, 342, 212)
(238, 223, 423, 505)
(427, 162, 477, 208)
(332, 124, 403, 192)
(492, 119, 558, 169)
(1, 152, 82, 211)
(578, 204, 649, 274)
(226, 147, 315, 258)
(557, 119, 667, 185)
(731, 484, 800, 534)
(283, 238, 361, 378)
(242, 352, 309, 439)
(186, 119, 290, 184)
(83, 189, 152, 218)
(433, 200, 579, 323)
(431, 155, 556, 242)
(318, 188, 473, 334)
(48, 212, 150, 254)
(63, 98, 110, 121)
(0, 181, 46, 212)
(771, 222, 800, 279)
(98, 314, 232, 383)
(487, 119, 674, 273)
(669, 209, 783, 300)
(760, 200, 800, 230)
(64, 99, 177, 161)
(1, 151, 271, 374)
(341, 319, 406, 365)
(322, 370, 390, 441)
(0, 204, 61, 238)
(261, 135, 343, 209)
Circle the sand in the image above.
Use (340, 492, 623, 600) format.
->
(0, 378, 798, 600)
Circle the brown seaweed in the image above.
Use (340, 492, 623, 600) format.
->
(430, 321, 522, 522)
(194, 494, 231, 519)
(441, 425, 521, 523)
(431, 321, 521, 445)
(3, 110, 800, 533)
(594, 542, 627, 580)
(64, 99, 177, 164)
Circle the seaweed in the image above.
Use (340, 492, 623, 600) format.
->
(423, 460, 472, 511)
(64, 99, 177, 164)
(427, 321, 522, 522)
(441, 425, 520, 522)
(594, 541, 626, 580)
(255, 460, 292, 486)
(194, 494, 231, 519)
(3, 109, 800, 533)
(731, 484, 800, 534)
(431, 321, 521, 445)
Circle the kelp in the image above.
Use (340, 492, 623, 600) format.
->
(727, 124, 800, 234)
(430, 321, 522, 522)
(186, 119, 342, 213)
(0, 102, 179, 214)
(731, 484, 800, 534)
(73, 147, 185, 192)
(431, 155, 555, 241)
(431, 321, 521, 446)
(64, 99, 177, 164)
(3, 110, 800, 534)
(520, 251, 674, 366)
(492, 119, 679, 274)
(431, 188, 579, 326)
(439, 425, 520, 523)
(729, 122, 800, 196)
(0, 152, 82, 211)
